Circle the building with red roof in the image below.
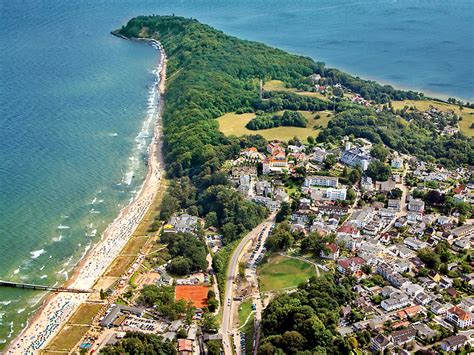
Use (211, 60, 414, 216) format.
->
(447, 306, 472, 328)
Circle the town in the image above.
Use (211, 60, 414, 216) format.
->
(16, 16, 473, 355)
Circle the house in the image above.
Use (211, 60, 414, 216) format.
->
(415, 292, 431, 306)
(408, 198, 425, 213)
(337, 257, 366, 274)
(407, 211, 423, 224)
(309, 187, 347, 201)
(287, 144, 305, 154)
(165, 213, 199, 235)
(404, 237, 427, 250)
(177, 339, 193, 354)
(262, 157, 289, 174)
(391, 157, 403, 169)
(381, 292, 410, 312)
(388, 199, 401, 211)
(397, 305, 421, 319)
(311, 147, 327, 163)
(381, 286, 398, 298)
(412, 323, 437, 342)
(380, 208, 396, 218)
(361, 176, 374, 191)
(393, 217, 407, 229)
(459, 297, 474, 312)
(446, 306, 473, 328)
(341, 146, 372, 171)
(320, 243, 340, 260)
(371, 334, 391, 352)
(347, 208, 374, 228)
(440, 335, 468, 352)
(430, 301, 448, 315)
(451, 223, 473, 238)
(303, 175, 338, 188)
(389, 326, 416, 347)
(403, 283, 423, 297)
(267, 142, 283, 155)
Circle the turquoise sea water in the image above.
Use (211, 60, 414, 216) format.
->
(0, 0, 472, 346)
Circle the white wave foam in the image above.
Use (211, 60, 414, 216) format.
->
(30, 249, 45, 259)
(13, 268, 20, 275)
(57, 224, 70, 229)
(90, 208, 100, 214)
(0, 301, 11, 306)
(40, 275, 47, 279)
(52, 234, 63, 242)
(17, 308, 25, 314)
(40, 265, 45, 271)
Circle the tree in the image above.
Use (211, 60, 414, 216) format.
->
(276, 201, 291, 222)
(366, 160, 391, 181)
(324, 154, 337, 169)
(207, 340, 221, 355)
(202, 313, 218, 332)
(417, 248, 440, 270)
(370, 144, 389, 162)
(388, 188, 403, 199)
(349, 169, 361, 184)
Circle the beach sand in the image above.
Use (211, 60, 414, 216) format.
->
(5, 40, 167, 354)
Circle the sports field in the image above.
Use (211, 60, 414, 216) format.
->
(258, 254, 316, 292)
(175, 285, 209, 308)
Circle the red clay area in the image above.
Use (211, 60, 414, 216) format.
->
(175, 285, 209, 308)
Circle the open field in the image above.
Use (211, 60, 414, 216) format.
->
(175, 285, 209, 308)
(258, 254, 316, 292)
(121, 235, 149, 256)
(217, 110, 332, 142)
(263, 80, 328, 101)
(45, 325, 90, 352)
(104, 255, 135, 277)
(391, 99, 474, 137)
(67, 303, 103, 325)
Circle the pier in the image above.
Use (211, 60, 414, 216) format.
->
(0, 280, 94, 294)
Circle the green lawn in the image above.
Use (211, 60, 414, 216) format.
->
(263, 80, 329, 101)
(46, 325, 90, 352)
(67, 303, 103, 325)
(258, 254, 317, 292)
(217, 110, 332, 142)
(239, 299, 254, 326)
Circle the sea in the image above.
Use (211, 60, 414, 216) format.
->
(0, 0, 472, 347)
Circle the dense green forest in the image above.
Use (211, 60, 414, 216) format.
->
(246, 110, 308, 130)
(161, 232, 208, 275)
(259, 274, 356, 354)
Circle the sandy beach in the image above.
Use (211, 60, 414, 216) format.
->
(5, 39, 167, 354)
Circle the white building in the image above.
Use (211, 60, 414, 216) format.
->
(341, 146, 372, 171)
(310, 187, 347, 201)
(303, 175, 338, 188)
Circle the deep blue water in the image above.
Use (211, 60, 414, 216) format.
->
(0, 0, 472, 346)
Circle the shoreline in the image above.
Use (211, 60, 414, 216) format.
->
(5, 38, 167, 353)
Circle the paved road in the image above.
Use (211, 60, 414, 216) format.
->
(221, 214, 275, 355)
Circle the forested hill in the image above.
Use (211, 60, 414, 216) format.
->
(118, 15, 423, 179)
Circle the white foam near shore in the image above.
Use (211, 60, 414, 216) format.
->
(30, 249, 45, 259)
(6, 38, 166, 354)
(52, 235, 63, 243)
(57, 224, 70, 230)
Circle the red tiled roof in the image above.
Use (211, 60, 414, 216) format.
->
(448, 306, 471, 321)
(337, 225, 358, 234)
